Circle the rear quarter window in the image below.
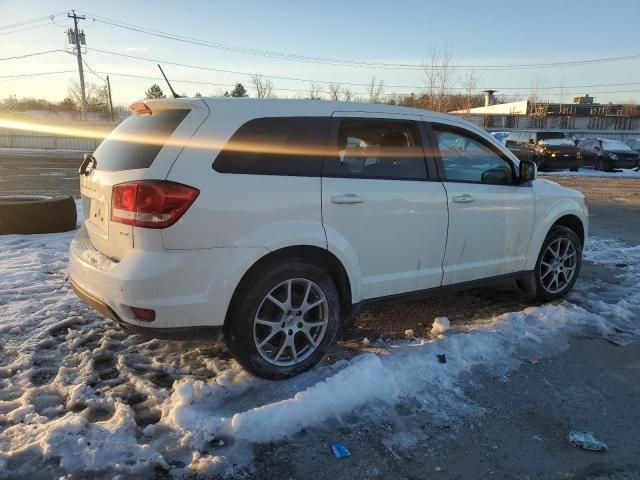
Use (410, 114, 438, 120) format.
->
(213, 117, 331, 176)
(93, 109, 189, 171)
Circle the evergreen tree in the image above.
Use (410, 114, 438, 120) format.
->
(194, 92, 202, 97)
(145, 84, 166, 99)
(230, 83, 248, 97)
(58, 97, 77, 112)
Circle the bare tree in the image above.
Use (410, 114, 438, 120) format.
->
(461, 71, 479, 119)
(528, 74, 546, 104)
(328, 83, 342, 101)
(307, 83, 322, 100)
(367, 77, 384, 103)
(68, 79, 109, 114)
(422, 45, 456, 112)
(342, 88, 353, 102)
(251, 73, 274, 98)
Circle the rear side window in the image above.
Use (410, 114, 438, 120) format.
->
(94, 109, 189, 171)
(213, 117, 331, 176)
(323, 118, 426, 180)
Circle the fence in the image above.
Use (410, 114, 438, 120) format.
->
(485, 128, 640, 142)
(0, 120, 116, 152)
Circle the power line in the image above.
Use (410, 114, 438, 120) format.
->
(0, 49, 64, 61)
(0, 12, 66, 30)
(4, 69, 640, 99)
(85, 47, 427, 88)
(78, 11, 424, 70)
(84, 47, 640, 95)
(82, 59, 106, 83)
(78, 10, 640, 71)
(0, 70, 76, 80)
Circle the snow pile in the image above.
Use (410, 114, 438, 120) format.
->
(0, 218, 639, 477)
(431, 316, 451, 335)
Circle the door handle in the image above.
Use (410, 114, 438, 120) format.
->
(452, 194, 475, 204)
(331, 193, 364, 204)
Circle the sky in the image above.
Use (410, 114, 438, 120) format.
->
(1, 0, 640, 107)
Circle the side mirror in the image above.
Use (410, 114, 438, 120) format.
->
(594, 145, 601, 151)
(519, 159, 537, 183)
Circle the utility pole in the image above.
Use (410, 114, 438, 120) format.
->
(106, 75, 115, 123)
(67, 10, 87, 120)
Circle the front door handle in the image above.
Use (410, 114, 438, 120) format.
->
(452, 194, 475, 204)
(331, 193, 364, 204)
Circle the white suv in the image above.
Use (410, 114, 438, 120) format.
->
(69, 98, 588, 379)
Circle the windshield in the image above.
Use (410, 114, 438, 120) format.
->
(93, 109, 189, 171)
(601, 139, 634, 151)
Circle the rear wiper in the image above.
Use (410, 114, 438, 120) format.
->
(79, 153, 97, 175)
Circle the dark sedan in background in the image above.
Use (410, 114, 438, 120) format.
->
(577, 138, 640, 171)
(505, 130, 583, 171)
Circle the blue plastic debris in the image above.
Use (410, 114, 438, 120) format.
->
(330, 442, 352, 458)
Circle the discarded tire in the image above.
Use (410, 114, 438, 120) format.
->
(0, 195, 77, 235)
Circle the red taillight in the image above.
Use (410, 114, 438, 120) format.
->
(111, 180, 199, 229)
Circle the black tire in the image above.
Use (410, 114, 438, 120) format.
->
(517, 225, 582, 302)
(570, 167, 579, 172)
(0, 195, 77, 235)
(595, 158, 610, 172)
(224, 258, 340, 380)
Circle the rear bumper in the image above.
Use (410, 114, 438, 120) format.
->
(70, 278, 221, 340)
(68, 224, 267, 334)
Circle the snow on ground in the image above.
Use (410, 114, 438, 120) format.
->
(540, 167, 640, 178)
(1, 217, 639, 478)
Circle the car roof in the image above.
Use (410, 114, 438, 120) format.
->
(144, 96, 501, 147)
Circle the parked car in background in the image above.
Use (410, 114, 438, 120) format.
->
(69, 98, 588, 379)
(505, 130, 583, 171)
(577, 138, 640, 171)
(625, 137, 640, 154)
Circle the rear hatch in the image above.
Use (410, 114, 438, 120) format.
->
(80, 98, 209, 260)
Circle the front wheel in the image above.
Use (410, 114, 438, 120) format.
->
(517, 226, 582, 302)
(224, 259, 340, 379)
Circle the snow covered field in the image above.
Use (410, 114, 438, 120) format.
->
(1, 211, 639, 478)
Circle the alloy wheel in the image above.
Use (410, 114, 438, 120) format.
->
(253, 278, 329, 367)
(539, 237, 578, 294)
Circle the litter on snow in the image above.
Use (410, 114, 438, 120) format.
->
(568, 431, 608, 451)
(330, 442, 352, 458)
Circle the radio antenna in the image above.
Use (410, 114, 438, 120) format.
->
(157, 64, 181, 98)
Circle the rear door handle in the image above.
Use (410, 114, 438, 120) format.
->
(452, 194, 475, 204)
(331, 193, 364, 204)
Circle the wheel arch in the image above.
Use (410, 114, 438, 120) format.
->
(524, 202, 588, 271)
(552, 214, 585, 246)
(224, 245, 354, 327)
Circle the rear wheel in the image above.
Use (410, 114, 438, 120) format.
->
(570, 167, 579, 172)
(517, 226, 582, 302)
(224, 259, 340, 379)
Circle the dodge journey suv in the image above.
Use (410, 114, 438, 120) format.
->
(69, 98, 588, 379)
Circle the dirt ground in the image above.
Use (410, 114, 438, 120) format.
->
(1, 157, 639, 479)
(256, 175, 640, 480)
